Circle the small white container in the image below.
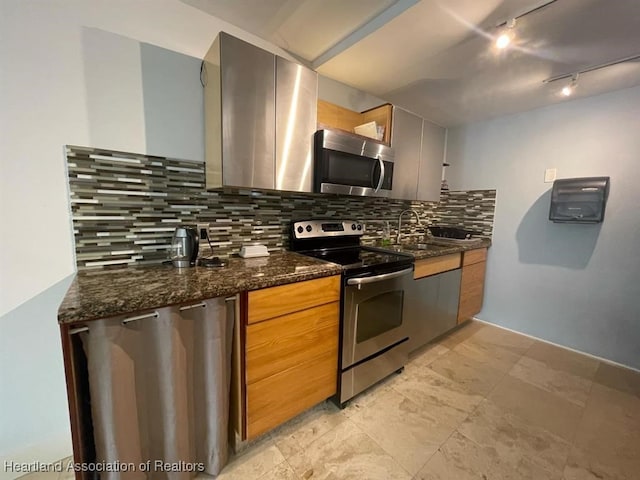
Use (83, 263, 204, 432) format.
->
(239, 244, 270, 258)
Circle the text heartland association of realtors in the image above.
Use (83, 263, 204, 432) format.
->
(3, 460, 205, 473)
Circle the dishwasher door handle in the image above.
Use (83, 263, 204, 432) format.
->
(347, 267, 413, 286)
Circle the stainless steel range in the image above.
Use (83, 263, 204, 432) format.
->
(290, 220, 414, 406)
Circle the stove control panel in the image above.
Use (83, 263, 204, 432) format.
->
(292, 220, 365, 239)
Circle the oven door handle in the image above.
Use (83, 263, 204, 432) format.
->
(374, 155, 385, 193)
(347, 267, 413, 286)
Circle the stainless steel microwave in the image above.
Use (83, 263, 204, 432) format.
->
(314, 129, 394, 197)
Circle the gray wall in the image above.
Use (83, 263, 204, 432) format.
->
(0, 24, 206, 471)
(318, 75, 386, 112)
(446, 85, 640, 369)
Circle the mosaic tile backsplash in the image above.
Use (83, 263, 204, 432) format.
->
(66, 146, 496, 269)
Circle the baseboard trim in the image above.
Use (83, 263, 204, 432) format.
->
(472, 316, 640, 374)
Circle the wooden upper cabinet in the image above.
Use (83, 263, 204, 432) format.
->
(316, 100, 392, 145)
(362, 104, 393, 144)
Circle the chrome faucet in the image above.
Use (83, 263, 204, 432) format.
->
(397, 209, 422, 244)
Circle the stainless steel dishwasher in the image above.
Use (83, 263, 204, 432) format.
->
(403, 268, 462, 352)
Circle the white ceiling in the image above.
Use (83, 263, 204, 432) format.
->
(183, 0, 640, 126)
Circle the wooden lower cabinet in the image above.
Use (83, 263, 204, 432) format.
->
(247, 350, 337, 439)
(246, 302, 339, 383)
(457, 248, 487, 324)
(233, 275, 341, 441)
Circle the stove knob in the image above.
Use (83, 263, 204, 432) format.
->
(351, 223, 356, 230)
(297, 226, 303, 234)
(306, 225, 312, 232)
(357, 224, 362, 231)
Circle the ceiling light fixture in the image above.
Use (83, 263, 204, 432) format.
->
(493, 0, 558, 50)
(543, 53, 640, 94)
(561, 74, 578, 96)
(495, 18, 516, 49)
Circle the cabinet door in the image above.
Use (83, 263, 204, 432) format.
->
(390, 107, 422, 200)
(458, 261, 487, 323)
(276, 57, 317, 192)
(245, 302, 339, 383)
(220, 33, 275, 189)
(247, 350, 337, 439)
(417, 119, 445, 201)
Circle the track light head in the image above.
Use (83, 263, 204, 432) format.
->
(495, 18, 517, 49)
(561, 74, 579, 97)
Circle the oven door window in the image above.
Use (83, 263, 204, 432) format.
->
(356, 290, 404, 343)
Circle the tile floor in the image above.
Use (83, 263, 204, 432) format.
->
(214, 320, 640, 480)
(20, 321, 640, 480)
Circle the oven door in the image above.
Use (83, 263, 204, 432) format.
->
(342, 267, 413, 369)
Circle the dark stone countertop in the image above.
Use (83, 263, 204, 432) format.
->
(58, 252, 343, 325)
(375, 238, 491, 260)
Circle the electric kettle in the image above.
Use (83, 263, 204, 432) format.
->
(170, 226, 199, 267)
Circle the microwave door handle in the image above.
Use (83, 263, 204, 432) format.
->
(374, 155, 385, 192)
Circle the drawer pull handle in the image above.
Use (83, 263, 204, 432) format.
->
(179, 302, 207, 312)
(69, 326, 89, 335)
(122, 311, 159, 325)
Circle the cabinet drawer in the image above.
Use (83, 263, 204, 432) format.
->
(463, 248, 487, 266)
(458, 261, 486, 323)
(246, 350, 337, 439)
(247, 275, 340, 324)
(414, 253, 461, 279)
(246, 302, 339, 384)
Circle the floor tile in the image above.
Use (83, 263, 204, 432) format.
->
(349, 388, 458, 475)
(428, 349, 505, 396)
(509, 355, 593, 406)
(564, 382, 640, 480)
(257, 461, 299, 480)
(563, 443, 640, 480)
(15, 471, 60, 480)
(218, 436, 285, 480)
(593, 362, 640, 397)
(287, 420, 411, 480)
(524, 341, 600, 380)
(415, 431, 561, 480)
(452, 334, 523, 373)
(392, 365, 484, 423)
(270, 401, 347, 458)
(469, 323, 535, 356)
(585, 382, 640, 425)
(457, 400, 571, 474)
(408, 342, 450, 368)
(340, 371, 401, 418)
(488, 375, 584, 441)
(437, 320, 485, 349)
